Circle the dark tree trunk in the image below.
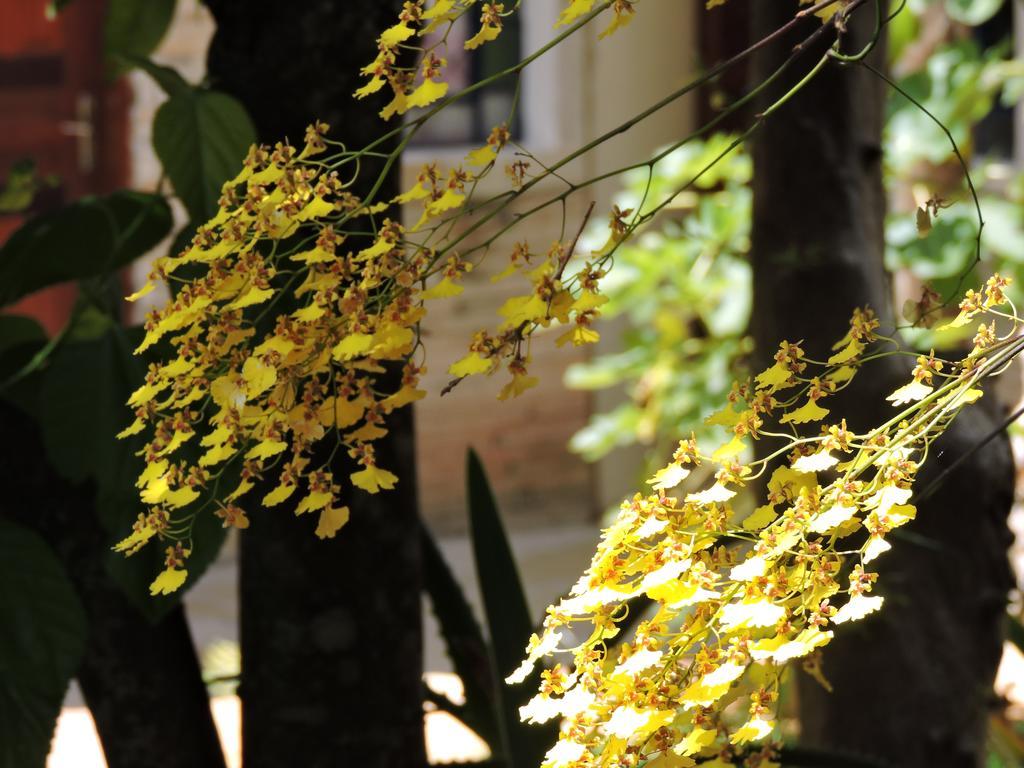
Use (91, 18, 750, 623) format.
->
(0, 401, 226, 768)
(204, 4, 426, 766)
(750, 5, 1014, 767)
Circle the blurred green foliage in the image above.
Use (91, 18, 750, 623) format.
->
(566, 136, 753, 471)
(569, 0, 1024, 468)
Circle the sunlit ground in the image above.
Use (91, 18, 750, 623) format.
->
(49, 673, 489, 767)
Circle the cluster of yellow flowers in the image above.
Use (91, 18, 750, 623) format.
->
(113, 0, 669, 594)
(356, 0, 532, 120)
(115, 108, 614, 594)
(509, 276, 1017, 767)
(356, 0, 636, 120)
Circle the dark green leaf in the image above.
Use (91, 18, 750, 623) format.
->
(0, 191, 172, 308)
(122, 54, 190, 98)
(420, 520, 500, 747)
(36, 327, 226, 620)
(104, 0, 177, 78)
(153, 89, 256, 221)
(0, 315, 46, 361)
(105, 190, 174, 269)
(0, 315, 48, 409)
(467, 449, 556, 768)
(0, 519, 87, 768)
(467, 449, 531, 684)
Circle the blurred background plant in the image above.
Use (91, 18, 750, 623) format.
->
(568, 0, 1024, 476)
(563, 1, 1024, 763)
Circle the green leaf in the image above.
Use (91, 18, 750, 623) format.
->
(0, 315, 46, 361)
(104, 0, 177, 78)
(153, 89, 256, 221)
(0, 191, 172, 308)
(123, 54, 190, 98)
(467, 449, 531, 684)
(0, 315, 48, 409)
(0, 159, 42, 214)
(467, 449, 556, 768)
(36, 327, 226, 620)
(105, 190, 174, 269)
(945, 0, 1004, 26)
(420, 521, 500, 748)
(0, 519, 87, 768)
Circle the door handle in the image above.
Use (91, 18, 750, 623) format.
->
(58, 92, 94, 174)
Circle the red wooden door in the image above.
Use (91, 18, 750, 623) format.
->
(0, 0, 129, 334)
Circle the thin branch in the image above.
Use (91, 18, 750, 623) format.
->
(915, 400, 1024, 504)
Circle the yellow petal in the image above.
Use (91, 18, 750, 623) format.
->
(295, 490, 333, 516)
(149, 567, 188, 596)
(350, 465, 398, 494)
(406, 78, 449, 111)
(886, 380, 932, 406)
(315, 506, 350, 539)
(647, 463, 690, 491)
(711, 434, 746, 463)
(332, 333, 374, 361)
(125, 280, 156, 302)
(464, 22, 500, 50)
(754, 361, 794, 392)
(449, 352, 494, 377)
(465, 144, 498, 167)
(226, 285, 275, 311)
(379, 21, 415, 47)
(780, 399, 829, 424)
(165, 486, 200, 509)
(827, 338, 864, 366)
(558, 0, 597, 26)
(420, 276, 464, 300)
(246, 439, 289, 461)
(263, 482, 297, 507)
(242, 356, 276, 399)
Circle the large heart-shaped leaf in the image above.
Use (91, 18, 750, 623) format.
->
(0, 191, 172, 308)
(0, 519, 87, 768)
(153, 89, 255, 222)
(104, 0, 177, 78)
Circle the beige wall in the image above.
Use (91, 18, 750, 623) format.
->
(128, 0, 700, 532)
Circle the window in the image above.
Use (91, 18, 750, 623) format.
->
(408, 11, 522, 146)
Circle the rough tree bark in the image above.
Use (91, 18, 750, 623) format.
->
(0, 401, 226, 768)
(204, 3, 426, 766)
(750, 5, 1014, 767)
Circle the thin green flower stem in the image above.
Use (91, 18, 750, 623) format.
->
(419, 70, 525, 252)
(341, 1, 616, 208)
(582, 33, 851, 269)
(844, 334, 1024, 490)
(828, 0, 884, 63)
(434, 3, 846, 259)
(861, 60, 985, 308)
(733, 327, 1017, 478)
(915, 400, 1024, 504)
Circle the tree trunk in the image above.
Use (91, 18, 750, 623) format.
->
(204, 4, 426, 766)
(750, 5, 1014, 767)
(0, 401, 226, 768)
